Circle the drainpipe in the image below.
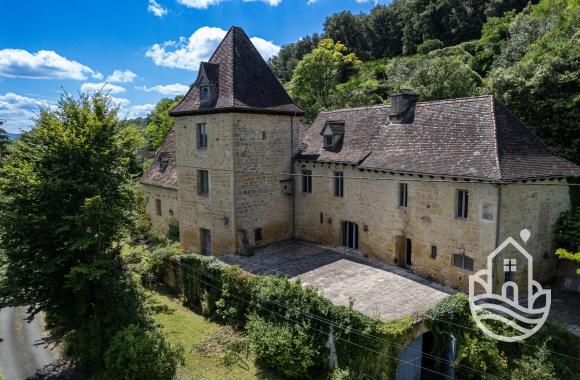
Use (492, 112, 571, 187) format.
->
(493, 184, 503, 294)
(291, 115, 296, 239)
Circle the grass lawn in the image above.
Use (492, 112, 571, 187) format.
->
(148, 290, 281, 380)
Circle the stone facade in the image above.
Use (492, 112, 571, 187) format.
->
(143, 184, 179, 228)
(175, 112, 298, 256)
(293, 161, 570, 290)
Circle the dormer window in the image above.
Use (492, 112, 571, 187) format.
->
(321, 120, 345, 150)
(200, 86, 210, 101)
(324, 135, 333, 147)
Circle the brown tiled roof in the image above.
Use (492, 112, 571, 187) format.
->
(140, 128, 177, 190)
(297, 95, 580, 181)
(170, 26, 304, 117)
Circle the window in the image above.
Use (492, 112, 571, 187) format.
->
(155, 199, 162, 216)
(431, 245, 437, 260)
(341, 221, 359, 250)
(200, 86, 210, 101)
(200, 228, 211, 256)
(302, 170, 312, 193)
(197, 123, 208, 149)
(320, 212, 324, 224)
(262, 131, 267, 140)
(452, 252, 474, 271)
(324, 135, 333, 147)
(456, 189, 469, 219)
(198, 170, 209, 196)
(405, 238, 412, 267)
(398, 183, 408, 208)
(255, 228, 263, 242)
(334, 171, 344, 197)
(482, 203, 495, 221)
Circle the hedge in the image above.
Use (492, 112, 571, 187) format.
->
(169, 254, 414, 379)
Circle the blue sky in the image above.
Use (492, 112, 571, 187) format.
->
(0, 0, 380, 134)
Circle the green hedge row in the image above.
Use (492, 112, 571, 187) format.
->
(169, 254, 414, 379)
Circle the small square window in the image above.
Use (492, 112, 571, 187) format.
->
(431, 246, 437, 260)
(198, 170, 209, 196)
(398, 183, 408, 208)
(452, 252, 474, 271)
(503, 258, 517, 272)
(324, 135, 333, 147)
(482, 203, 495, 221)
(302, 170, 312, 193)
(155, 199, 162, 216)
(456, 189, 469, 219)
(197, 123, 208, 149)
(255, 228, 263, 242)
(334, 171, 344, 197)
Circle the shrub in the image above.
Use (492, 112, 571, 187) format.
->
(510, 343, 557, 380)
(246, 313, 320, 379)
(417, 39, 444, 54)
(102, 325, 184, 380)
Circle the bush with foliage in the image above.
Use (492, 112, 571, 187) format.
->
(174, 254, 414, 378)
(554, 207, 580, 274)
(0, 92, 152, 373)
(102, 324, 184, 380)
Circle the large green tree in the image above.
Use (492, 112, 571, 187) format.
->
(488, 0, 580, 163)
(0, 93, 150, 372)
(145, 96, 182, 151)
(0, 120, 9, 159)
(289, 39, 361, 122)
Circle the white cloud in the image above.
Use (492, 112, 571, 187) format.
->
(146, 26, 280, 70)
(177, 0, 223, 9)
(0, 49, 100, 80)
(80, 82, 126, 94)
(109, 97, 130, 107)
(106, 69, 138, 83)
(243, 0, 282, 5)
(148, 0, 168, 17)
(124, 104, 156, 119)
(0, 92, 54, 133)
(138, 83, 190, 96)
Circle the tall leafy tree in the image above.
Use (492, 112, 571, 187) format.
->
(269, 34, 322, 83)
(289, 39, 361, 122)
(145, 96, 183, 150)
(0, 120, 9, 159)
(0, 93, 150, 372)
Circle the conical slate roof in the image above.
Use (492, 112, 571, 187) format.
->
(170, 26, 304, 116)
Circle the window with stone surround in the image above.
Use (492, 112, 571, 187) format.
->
(197, 123, 208, 149)
(398, 183, 408, 208)
(302, 170, 312, 193)
(334, 171, 344, 197)
(255, 228, 263, 242)
(198, 170, 209, 196)
(482, 202, 495, 221)
(452, 252, 474, 271)
(456, 189, 469, 219)
(155, 199, 162, 216)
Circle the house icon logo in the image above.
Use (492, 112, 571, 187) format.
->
(468, 229, 551, 342)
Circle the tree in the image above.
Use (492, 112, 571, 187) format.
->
(323, 11, 371, 60)
(269, 34, 322, 83)
(408, 56, 482, 101)
(0, 120, 9, 159)
(554, 207, 580, 274)
(510, 343, 557, 380)
(0, 93, 150, 373)
(289, 39, 361, 122)
(145, 96, 183, 151)
(488, 0, 580, 163)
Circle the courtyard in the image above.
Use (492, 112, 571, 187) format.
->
(221, 240, 453, 321)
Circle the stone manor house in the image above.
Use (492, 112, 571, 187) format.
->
(141, 26, 579, 291)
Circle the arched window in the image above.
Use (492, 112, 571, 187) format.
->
(200, 86, 210, 101)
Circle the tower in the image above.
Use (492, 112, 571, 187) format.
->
(169, 26, 304, 255)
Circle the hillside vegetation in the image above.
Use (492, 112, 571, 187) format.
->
(272, 0, 580, 164)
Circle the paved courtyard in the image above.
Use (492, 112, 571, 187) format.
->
(221, 240, 453, 321)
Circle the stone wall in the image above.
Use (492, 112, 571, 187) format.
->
(293, 161, 499, 290)
(233, 114, 295, 251)
(497, 180, 570, 288)
(175, 112, 296, 256)
(143, 184, 179, 228)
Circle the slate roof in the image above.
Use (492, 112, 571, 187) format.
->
(170, 26, 304, 117)
(140, 128, 177, 190)
(297, 95, 580, 181)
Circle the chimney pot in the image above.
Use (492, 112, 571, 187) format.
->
(389, 91, 418, 124)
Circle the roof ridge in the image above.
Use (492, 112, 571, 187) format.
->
(320, 104, 389, 113)
(490, 95, 503, 181)
(415, 94, 494, 106)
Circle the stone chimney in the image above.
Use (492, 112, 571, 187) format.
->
(389, 91, 418, 124)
